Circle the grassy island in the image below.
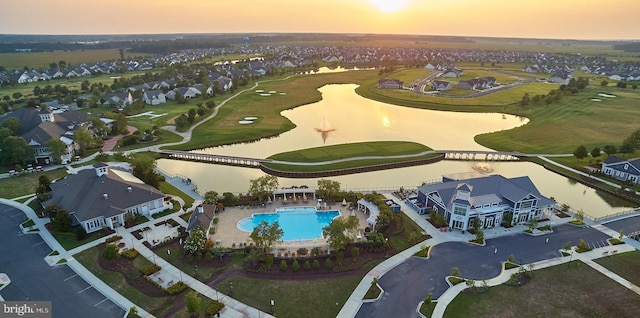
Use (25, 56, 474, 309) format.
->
(262, 141, 438, 173)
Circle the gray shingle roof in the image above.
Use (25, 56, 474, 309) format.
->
(44, 167, 165, 222)
(418, 174, 552, 209)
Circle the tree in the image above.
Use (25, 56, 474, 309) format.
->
(128, 153, 164, 188)
(51, 209, 72, 233)
(90, 118, 109, 138)
(175, 114, 189, 128)
(451, 267, 461, 277)
(620, 141, 636, 154)
(424, 292, 433, 308)
(317, 179, 341, 202)
(574, 209, 585, 223)
(351, 246, 360, 261)
(184, 225, 207, 254)
(184, 290, 201, 315)
(73, 127, 94, 156)
(603, 145, 617, 155)
(590, 147, 601, 158)
(108, 112, 128, 135)
(1, 117, 22, 135)
(12, 92, 23, 100)
(564, 241, 572, 250)
(102, 243, 119, 260)
(527, 218, 538, 231)
(0, 136, 33, 165)
(600, 80, 608, 87)
(249, 221, 284, 252)
(248, 175, 279, 202)
(323, 215, 358, 251)
(204, 190, 219, 204)
(187, 108, 197, 123)
(573, 145, 588, 160)
(46, 139, 67, 162)
(520, 93, 530, 106)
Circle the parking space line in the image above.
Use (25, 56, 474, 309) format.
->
(10, 213, 23, 218)
(77, 286, 93, 293)
(94, 298, 108, 307)
(32, 241, 46, 247)
(64, 274, 78, 281)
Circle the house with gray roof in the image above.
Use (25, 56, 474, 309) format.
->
(412, 173, 555, 230)
(43, 163, 170, 234)
(187, 204, 216, 234)
(601, 156, 640, 184)
(378, 79, 403, 89)
(142, 90, 167, 105)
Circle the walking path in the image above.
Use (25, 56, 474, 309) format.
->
(102, 126, 137, 152)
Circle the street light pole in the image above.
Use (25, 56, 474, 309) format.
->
(270, 299, 274, 314)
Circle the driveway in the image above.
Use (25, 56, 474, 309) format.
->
(355, 224, 610, 318)
(0, 203, 125, 318)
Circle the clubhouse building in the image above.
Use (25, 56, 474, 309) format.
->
(407, 173, 556, 230)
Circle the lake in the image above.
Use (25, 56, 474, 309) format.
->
(158, 84, 634, 218)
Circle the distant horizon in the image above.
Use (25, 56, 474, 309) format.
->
(2, 0, 639, 41)
(1, 32, 637, 43)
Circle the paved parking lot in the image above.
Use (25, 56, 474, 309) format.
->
(603, 215, 640, 238)
(0, 203, 125, 318)
(356, 224, 610, 318)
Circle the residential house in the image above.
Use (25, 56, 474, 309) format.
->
(430, 80, 453, 91)
(43, 163, 171, 234)
(549, 71, 571, 84)
(142, 90, 167, 105)
(0, 107, 91, 165)
(410, 173, 555, 230)
(601, 156, 640, 184)
(442, 68, 464, 78)
(378, 79, 403, 89)
(173, 87, 202, 99)
(105, 92, 133, 108)
(457, 77, 496, 90)
(187, 204, 216, 234)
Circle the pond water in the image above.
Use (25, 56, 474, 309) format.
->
(158, 84, 635, 218)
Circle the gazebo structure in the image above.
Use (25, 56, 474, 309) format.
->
(357, 199, 380, 231)
(272, 188, 316, 203)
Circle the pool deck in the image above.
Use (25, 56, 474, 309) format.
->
(211, 200, 369, 250)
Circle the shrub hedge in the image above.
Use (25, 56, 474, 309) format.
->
(140, 264, 161, 275)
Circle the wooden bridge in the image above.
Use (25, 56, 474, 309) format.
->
(436, 150, 525, 161)
(160, 150, 271, 168)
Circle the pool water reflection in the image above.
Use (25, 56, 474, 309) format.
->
(237, 207, 340, 241)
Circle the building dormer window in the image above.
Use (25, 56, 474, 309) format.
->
(624, 164, 629, 170)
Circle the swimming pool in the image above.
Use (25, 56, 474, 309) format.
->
(237, 207, 340, 241)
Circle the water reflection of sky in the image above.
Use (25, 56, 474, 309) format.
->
(196, 84, 528, 157)
(158, 84, 633, 218)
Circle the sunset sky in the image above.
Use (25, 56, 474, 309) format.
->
(2, 0, 640, 40)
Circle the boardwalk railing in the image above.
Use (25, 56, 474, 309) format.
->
(436, 150, 523, 161)
(594, 208, 640, 223)
(160, 150, 270, 168)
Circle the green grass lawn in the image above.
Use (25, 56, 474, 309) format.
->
(214, 275, 362, 318)
(166, 70, 375, 150)
(594, 250, 640, 287)
(74, 247, 177, 317)
(262, 141, 440, 172)
(444, 260, 640, 318)
(158, 181, 194, 209)
(267, 141, 431, 162)
(475, 86, 640, 153)
(0, 168, 68, 199)
(52, 230, 109, 251)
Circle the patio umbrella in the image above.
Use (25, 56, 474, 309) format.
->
(342, 198, 347, 206)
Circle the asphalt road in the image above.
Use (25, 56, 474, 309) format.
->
(0, 203, 125, 318)
(356, 224, 610, 318)
(603, 216, 640, 237)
